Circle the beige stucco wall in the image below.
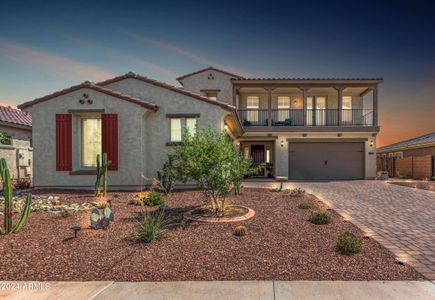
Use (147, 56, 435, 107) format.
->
(105, 78, 230, 179)
(240, 131, 377, 179)
(0, 124, 32, 180)
(178, 70, 235, 104)
(25, 88, 148, 188)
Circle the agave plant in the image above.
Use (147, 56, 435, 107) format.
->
(0, 158, 32, 234)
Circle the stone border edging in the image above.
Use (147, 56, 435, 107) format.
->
(184, 205, 255, 223)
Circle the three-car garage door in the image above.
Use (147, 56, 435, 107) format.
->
(289, 142, 365, 180)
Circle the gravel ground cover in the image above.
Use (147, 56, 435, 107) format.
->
(0, 188, 423, 281)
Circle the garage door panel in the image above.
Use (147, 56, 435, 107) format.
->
(289, 142, 364, 180)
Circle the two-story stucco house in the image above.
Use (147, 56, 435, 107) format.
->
(18, 67, 381, 189)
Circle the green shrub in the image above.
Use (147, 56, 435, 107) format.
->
(309, 211, 331, 224)
(143, 191, 164, 206)
(233, 224, 248, 236)
(298, 202, 311, 209)
(132, 211, 170, 243)
(336, 232, 362, 255)
(285, 187, 305, 197)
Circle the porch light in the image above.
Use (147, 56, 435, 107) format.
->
(224, 124, 228, 130)
(370, 140, 374, 147)
(280, 140, 284, 147)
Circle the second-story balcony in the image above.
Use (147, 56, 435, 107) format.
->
(233, 83, 380, 131)
(238, 108, 374, 127)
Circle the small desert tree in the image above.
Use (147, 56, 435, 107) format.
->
(170, 127, 256, 214)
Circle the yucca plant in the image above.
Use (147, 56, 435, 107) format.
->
(0, 158, 32, 234)
(132, 210, 171, 243)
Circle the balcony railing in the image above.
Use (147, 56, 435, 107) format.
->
(238, 109, 374, 127)
(238, 109, 269, 126)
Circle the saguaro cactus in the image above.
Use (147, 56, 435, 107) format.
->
(0, 158, 32, 234)
(94, 153, 111, 197)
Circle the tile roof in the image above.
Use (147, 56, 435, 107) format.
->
(17, 81, 158, 111)
(0, 106, 32, 128)
(377, 132, 435, 152)
(98, 72, 236, 111)
(176, 66, 245, 81)
(232, 77, 384, 82)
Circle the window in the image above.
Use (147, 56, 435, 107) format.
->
(342, 96, 352, 123)
(394, 152, 403, 159)
(186, 118, 197, 136)
(205, 92, 218, 100)
(277, 96, 290, 121)
(170, 118, 182, 142)
(170, 117, 197, 142)
(81, 118, 101, 167)
(246, 96, 259, 122)
(244, 147, 250, 159)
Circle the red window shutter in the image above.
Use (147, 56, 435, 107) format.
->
(102, 114, 118, 170)
(56, 114, 72, 171)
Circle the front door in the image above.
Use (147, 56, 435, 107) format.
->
(251, 145, 265, 176)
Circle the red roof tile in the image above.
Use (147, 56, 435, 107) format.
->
(17, 81, 158, 111)
(0, 106, 32, 128)
(97, 72, 236, 111)
(176, 66, 245, 82)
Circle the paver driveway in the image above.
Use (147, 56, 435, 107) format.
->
(243, 180, 435, 280)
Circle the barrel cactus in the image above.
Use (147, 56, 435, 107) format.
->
(0, 158, 32, 234)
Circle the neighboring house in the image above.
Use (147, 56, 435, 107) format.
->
(18, 67, 382, 189)
(0, 106, 32, 180)
(377, 132, 435, 158)
(377, 132, 435, 179)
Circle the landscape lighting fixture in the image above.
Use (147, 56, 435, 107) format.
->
(71, 225, 81, 238)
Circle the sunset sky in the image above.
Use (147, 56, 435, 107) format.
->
(1, 0, 434, 146)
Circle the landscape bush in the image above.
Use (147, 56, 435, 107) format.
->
(168, 127, 259, 215)
(298, 202, 311, 209)
(233, 224, 248, 236)
(309, 211, 331, 224)
(132, 211, 170, 243)
(285, 187, 305, 197)
(142, 191, 164, 206)
(336, 231, 362, 255)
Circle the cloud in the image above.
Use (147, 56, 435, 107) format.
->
(67, 36, 179, 80)
(0, 38, 115, 81)
(117, 28, 253, 77)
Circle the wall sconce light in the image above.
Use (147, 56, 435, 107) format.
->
(224, 124, 228, 130)
(370, 140, 374, 147)
(280, 140, 284, 147)
(237, 142, 240, 146)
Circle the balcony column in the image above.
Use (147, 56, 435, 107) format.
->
(267, 87, 273, 127)
(300, 87, 308, 126)
(336, 87, 344, 126)
(373, 86, 378, 126)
